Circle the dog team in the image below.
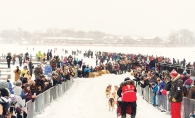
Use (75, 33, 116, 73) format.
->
(106, 84, 119, 111)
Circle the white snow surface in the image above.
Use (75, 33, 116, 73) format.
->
(36, 73, 170, 118)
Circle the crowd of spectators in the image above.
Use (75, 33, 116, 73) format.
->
(1, 50, 195, 118)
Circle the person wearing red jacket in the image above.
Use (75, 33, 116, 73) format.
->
(120, 80, 137, 118)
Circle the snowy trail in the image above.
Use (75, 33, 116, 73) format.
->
(36, 73, 170, 118)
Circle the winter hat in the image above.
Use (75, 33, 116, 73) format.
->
(184, 78, 193, 86)
(170, 69, 178, 77)
(124, 77, 130, 81)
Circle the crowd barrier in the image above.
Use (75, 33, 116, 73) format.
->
(26, 78, 74, 118)
(182, 97, 195, 118)
(137, 85, 170, 114)
(137, 85, 195, 118)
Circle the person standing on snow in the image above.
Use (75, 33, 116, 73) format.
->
(37, 51, 42, 62)
(169, 69, 183, 118)
(151, 82, 158, 106)
(6, 53, 12, 68)
(117, 78, 137, 118)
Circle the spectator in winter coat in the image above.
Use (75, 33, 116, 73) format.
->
(115, 63, 120, 75)
(6, 53, 12, 68)
(34, 64, 43, 79)
(37, 51, 42, 62)
(82, 63, 86, 78)
(73, 59, 78, 66)
(23, 84, 36, 102)
(49, 50, 52, 59)
(20, 66, 27, 77)
(14, 66, 21, 82)
(169, 69, 183, 118)
(47, 52, 50, 61)
(151, 82, 158, 106)
(188, 81, 195, 99)
(18, 54, 23, 67)
(28, 60, 33, 76)
(24, 71, 31, 84)
(0, 88, 10, 116)
(13, 85, 26, 118)
(157, 78, 165, 95)
(78, 60, 82, 68)
(148, 72, 157, 85)
(180, 72, 188, 83)
(12, 55, 16, 65)
(149, 59, 155, 69)
(84, 65, 90, 78)
(163, 76, 171, 114)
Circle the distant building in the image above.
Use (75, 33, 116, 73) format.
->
(41, 37, 94, 45)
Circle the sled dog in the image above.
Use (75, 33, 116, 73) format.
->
(108, 98, 115, 111)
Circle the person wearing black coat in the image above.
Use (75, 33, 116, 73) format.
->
(82, 63, 86, 78)
(169, 70, 183, 118)
(6, 53, 12, 68)
(47, 52, 50, 61)
(18, 54, 23, 67)
(49, 50, 52, 59)
(28, 60, 33, 76)
(0, 88, 10, 116)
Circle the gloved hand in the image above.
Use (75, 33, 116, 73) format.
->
(168, 96, 171, 100)
(118, 97, 122, 101)
(172, 98, 176, 102)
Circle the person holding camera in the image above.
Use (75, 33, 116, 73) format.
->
(14, 66, 21, 82)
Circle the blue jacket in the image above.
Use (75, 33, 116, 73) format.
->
(158, 81, 165, 95)
(153, 84, 158, 96)
(8, 81, 13, 93)
(84, 67, 90, 73)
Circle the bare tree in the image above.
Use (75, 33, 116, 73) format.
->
(168, 29, 195, 45)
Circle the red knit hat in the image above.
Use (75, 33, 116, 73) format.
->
(170, 69, 178, 77)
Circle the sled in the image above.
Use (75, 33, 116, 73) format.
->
(117, 101, 132, 118)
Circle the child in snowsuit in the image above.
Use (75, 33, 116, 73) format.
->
(152, 83, 158, 106)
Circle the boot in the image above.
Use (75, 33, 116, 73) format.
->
(121, 115, 126, 118)
(131, 115, 135, 118)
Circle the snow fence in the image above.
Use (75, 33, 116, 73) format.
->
(137, 85, 194, 118)
(26, 78, 74, 118)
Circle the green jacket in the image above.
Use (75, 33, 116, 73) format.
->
(38, 52, 42, 58)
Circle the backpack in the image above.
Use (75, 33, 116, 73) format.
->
(10, 94, 17, 106)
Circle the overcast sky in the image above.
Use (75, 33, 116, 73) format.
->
(0, 0, 194, 38)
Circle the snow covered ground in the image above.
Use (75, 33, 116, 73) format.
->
(35, 73, 170, 118)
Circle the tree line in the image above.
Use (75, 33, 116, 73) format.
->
(0, 28, 194, 46)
